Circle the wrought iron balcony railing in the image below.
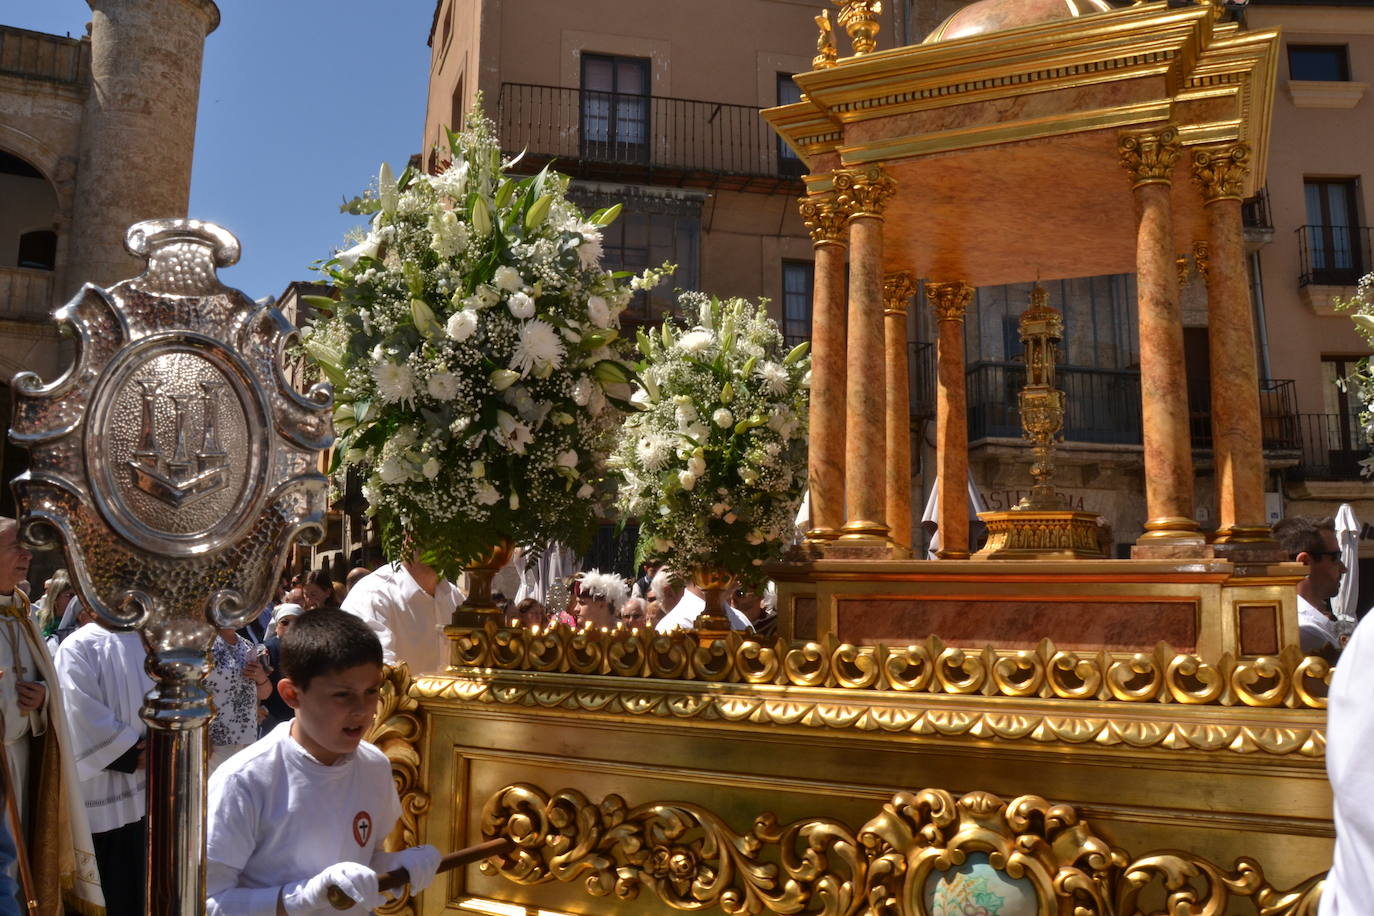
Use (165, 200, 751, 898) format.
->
(966, 361, 1144, 445)
(496, 82, 804, 192)
(1241, 187, 1272, 232)
(1188, 378, 1301, 451)
(1297, 224, 1371, 287)
(0, 26, 86, 86)
(1292, 412, 1371, 481)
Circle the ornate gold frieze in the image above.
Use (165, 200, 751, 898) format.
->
(798, 194, 849, 246)
(369, 663, 431, 916)
(882, 271, 916, 316)
(833, 165, 896, 221)
(419, 626, 1329, 756)
(478, 783, 1325, 915)
(833, 0, 882, 56)
(978, 509, 1105, 558)
(1192, 142, 1251, 202)
(924, 281, 972, 323)
(814, 9, 838, 70)
(1118, 125, 1181, 188)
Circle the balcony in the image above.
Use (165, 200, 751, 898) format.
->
(1189, 378, 1302, 452)
(0, 267, 54, 322)
(1297, 224, 1371, 287)
(1292, 412, 1371, 481)
(1241, 187, 1272, 232)
(966, 362, 1143, 445)
(495, 82, 804, 193)
(0, 26, 87, 87)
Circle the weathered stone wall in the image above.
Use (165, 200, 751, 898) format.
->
(67, 0, 220, 293)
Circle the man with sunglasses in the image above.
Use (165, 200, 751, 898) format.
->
(1273, 515, 1345, 662)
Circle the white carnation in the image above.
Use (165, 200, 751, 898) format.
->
(379, 456, 408, 484)
(446, 309, 477, 341)
(557, 449, 579, 469)
(474, 481, 500, 505)
(494, 265, 523, 292)
(426, 370, 460, 401)
(712, 408, 734, 429)
(587, 295, 610, 328)
(507, 291, 535, 319)
(678, 470, 698, 491)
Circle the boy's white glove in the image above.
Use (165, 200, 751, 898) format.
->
(282, 861, 385, 915)
(393, 845, 442, 892)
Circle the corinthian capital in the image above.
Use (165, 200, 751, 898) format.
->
(1191, 143, 1251, 203)
(798, 194, 848, 246)
(1118, 126, 1180, 189)
(834, 165, 896, 221)
(883, 271, 916, 316)
(926, 281, 972, 323)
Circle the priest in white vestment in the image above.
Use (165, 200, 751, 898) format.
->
(0, 518, 102, 915)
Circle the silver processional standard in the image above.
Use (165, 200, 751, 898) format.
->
(8, 219, 333, 916)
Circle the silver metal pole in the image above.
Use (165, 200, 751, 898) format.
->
(8, 218, 332, 916)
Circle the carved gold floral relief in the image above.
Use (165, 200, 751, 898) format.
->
(477, 784, 1326, 915)
(368, 662, 432, 916)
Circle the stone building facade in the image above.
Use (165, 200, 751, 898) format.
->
(0, 0, 219, 529)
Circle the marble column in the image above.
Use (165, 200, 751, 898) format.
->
(834, 165, 897, 544)
(798, 192, 850, 541)
(927, 281, 973, 559)
(884, 271, 917, 556)
(1192, 143, 1271, 543)
(1118, 127, 1203, 548)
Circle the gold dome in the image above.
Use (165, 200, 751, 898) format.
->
(924, 0, 1123, 44)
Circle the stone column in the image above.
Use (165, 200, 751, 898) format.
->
(927, 281, 973, 559)
(834, 165, 896, 544)
(798, 192, 850, 542)
(1192, 143, 1271, 543)
(884, 271, 917, 556)
(1118, 127, 1203, 550)
(67, 0, 221, 294)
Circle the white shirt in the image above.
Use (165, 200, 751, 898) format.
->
(1321, 616, 1374, 915)
(206, 722, 401, 916)
(54, 623, 152, 833)
(342, 564, 463, 674)
(655, 590, 752, 633)
(1297, 595, 1341, 657)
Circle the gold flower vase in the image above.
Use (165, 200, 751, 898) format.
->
(450, 536, 515, 629)
(691, 566, 735, 643)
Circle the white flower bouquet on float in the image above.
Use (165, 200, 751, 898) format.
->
(303, 111, 668, 600)
(611, 293, 810, 629)
(1336, 271, 1374, 477)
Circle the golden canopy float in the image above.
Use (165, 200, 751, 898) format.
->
(357, 2, 1337, 915)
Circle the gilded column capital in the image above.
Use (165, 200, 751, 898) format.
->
(1118, 126, 1181, 189)
(1191, 143, 1250, 203)
(833, 165, 896, 221)
(883, 271, 916, 316)
(926, 281, 973, 323)
(797, 194, 848, 246)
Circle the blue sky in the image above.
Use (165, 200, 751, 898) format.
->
(12, 1, 433, 300)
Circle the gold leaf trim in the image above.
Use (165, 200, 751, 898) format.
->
(477, 783, 1326, 915)
(367, 663, 432, 916)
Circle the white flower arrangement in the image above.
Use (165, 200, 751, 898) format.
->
(1336, 271, 1374, 477)
(306, 110, 669, 578)
(611, 294, 811, 584)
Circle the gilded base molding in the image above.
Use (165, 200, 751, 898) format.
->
(369, 663, 432, 916)
(478, 783, 1325, 915)
(974, 509, 1105, 559)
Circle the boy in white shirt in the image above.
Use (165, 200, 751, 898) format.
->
(206, 609, 441, 915)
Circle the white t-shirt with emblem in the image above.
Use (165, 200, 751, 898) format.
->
(206, 721, 401, 914)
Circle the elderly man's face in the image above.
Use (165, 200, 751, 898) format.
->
(0, 523, 32, 595)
